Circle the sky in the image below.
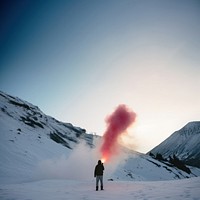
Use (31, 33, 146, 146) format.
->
(0, 0, 200, 153)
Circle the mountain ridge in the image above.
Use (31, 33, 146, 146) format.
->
(1, 91, 200, 184)
(148, 121, 200, 168)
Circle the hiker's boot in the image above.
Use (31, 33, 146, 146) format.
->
(96, 186, 98, 191)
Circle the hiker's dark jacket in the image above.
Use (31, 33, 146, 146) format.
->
(94, 163, 104, 177)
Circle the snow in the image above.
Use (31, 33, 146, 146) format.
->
(148, 121, 200, 168)
(1, 91, 200, 199)
(0, 178, 200, 200)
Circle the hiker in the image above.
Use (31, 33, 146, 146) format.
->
(94, 160, 104, 191)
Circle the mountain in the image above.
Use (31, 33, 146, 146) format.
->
(0, 91, 98, 183)
(148, 121, 200, 168)
(0, 91, 94, 148)
(0, 91, 200, 184)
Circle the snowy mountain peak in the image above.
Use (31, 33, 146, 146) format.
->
(178, 121, 200, 136)
(148, 121, 200, 168)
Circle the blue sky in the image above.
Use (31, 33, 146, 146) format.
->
(1, 0, 200, 152)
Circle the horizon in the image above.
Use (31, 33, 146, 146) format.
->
(0, 0, 200, 153)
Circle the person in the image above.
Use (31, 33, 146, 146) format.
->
(94, 160, 104, 191)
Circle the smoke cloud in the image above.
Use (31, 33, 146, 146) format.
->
(100, 104, 137, 163)
(36, 142, 97, 181)
(35, 141, 122, 181)
(35, 104, 136, 181)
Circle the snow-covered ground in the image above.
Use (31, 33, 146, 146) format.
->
(1, 91, 200, 199)
(1, 91, 200, 184)
(1, 177, 200, 200)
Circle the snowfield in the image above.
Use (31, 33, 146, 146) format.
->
(0, 177, 200, 200)
(1, 91, 200, 200)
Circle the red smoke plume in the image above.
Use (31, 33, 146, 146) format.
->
(100, 104, 137, 163)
